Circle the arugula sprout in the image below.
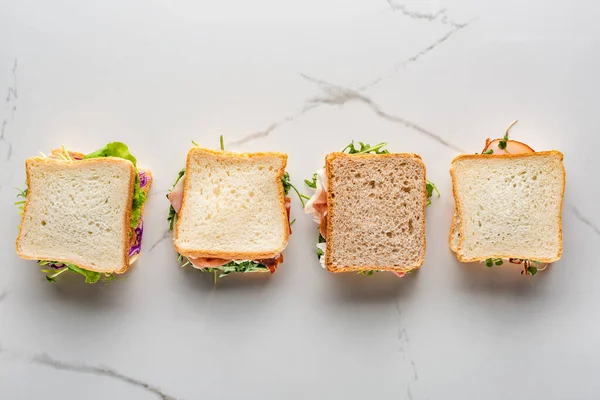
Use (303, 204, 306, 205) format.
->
(167, 168, 186, 231)
(499, 120, 518, 152)
(282, 172, 310, 207)
(426, 180, 440, 207)
(342, 141, 389, 155)
(39, 261, 114, 284)
(316, 234, 326, 258)
(83, 142, 146, 229)
(305, 173, 318, 189)
(485, 258, 504, 267)
(15, 187, 28, 215)
(183, 260, 270, 284)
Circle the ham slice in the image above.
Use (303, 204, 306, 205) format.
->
(168, 174, 185, 214)
(304, 169, 328, 225)
(482, 139, 535, 154)
(188, 257, 230, 269)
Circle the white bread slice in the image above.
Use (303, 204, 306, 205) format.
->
(325, 152, 427, 273)
(174, 147, 289, 260)
(451, 151, 565, 263)
(16, 157, 135, 273)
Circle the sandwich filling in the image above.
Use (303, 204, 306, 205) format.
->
(458, 120, 549, 276)
(167, 169, 293, 279)
(304, 141, 439, 276)
(16, 143, 151, 283)
(167, 139, 303, 282)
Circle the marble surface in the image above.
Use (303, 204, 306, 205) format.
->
(1, 1, 599, 399)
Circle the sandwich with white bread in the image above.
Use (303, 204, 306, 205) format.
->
(15, 143, 151, 283)
(304, 141, 439, 277)
(167, 138, 304, 282)
(449, 121, 566, 275)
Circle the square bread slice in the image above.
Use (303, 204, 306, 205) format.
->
(450, 151, 565, 263)
(16, 157, 136, 273)
(324, 152, 427, 273)
(174, 148, 289, 260)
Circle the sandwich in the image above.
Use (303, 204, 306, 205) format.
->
(304, 141, 439, 277)
(167, 137, 304, 282)
(449, 121, 565, 275)
(15, 143, 152, 283)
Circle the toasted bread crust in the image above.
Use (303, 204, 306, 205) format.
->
(450, 150, 565, 263)
(16, 156, 137, 274)
(117, 168, 153, 274)
(324, 152, 427, 273)
(174, 147, 289, 260)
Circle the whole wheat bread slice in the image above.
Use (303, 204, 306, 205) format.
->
(325, 152, 427, 273)
(174, 147, 289, 260)
(16, 157, 135, 273)
(450, 151, 565, 263)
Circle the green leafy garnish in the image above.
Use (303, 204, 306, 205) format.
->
(342, 141, 389, 155)
(485, 258, 504, 267)
(282, 172, 309, 207)
(15, 187, 28, 215)
(426, 180, 440, 207)
(83, 142, 137, 165)
(359, 270, 375, 276)
(316, 234, 326, 258)
(167, 168, 186, 231)
(39, 261, 114, 284)
(498, 134, 508, 150)
(499, 120, 518, 152)
(305, 173, 318, 189)
(526, 266, 538, 276)
(220, 135, 225, 151)
(83, 142, 146, 229)
(483, 149, 494, 155)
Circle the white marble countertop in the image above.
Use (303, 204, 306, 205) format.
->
(1, 1, 599, 399)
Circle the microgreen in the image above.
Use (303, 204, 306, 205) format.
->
(485, 258, 504, 267)
(39, 261, 114, 284)
(426, 180, 440, 207)
(483, 149, 494, 155)
(220, 135, 225, 151)
(316, 234, 326, 258)
(305, 173, 318, 189)
(282, 172, 310, 207)
(167, 168, 186, 231)
(358, 270, 376, 276)
(15, 187, 28, 215)
(342, 141, 389, 155)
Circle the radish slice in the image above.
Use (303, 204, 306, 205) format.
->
(482, 139, 535, 155)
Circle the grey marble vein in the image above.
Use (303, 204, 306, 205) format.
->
(32, 354, 179, 400)
(411, 360, 418, 380)
(230, 13, 474, 149)
(567, 203, 600, 237)
(1, 59, 18, 162)
(148, 229, 173, 253)
(407, 385, 414, 400)
(0, 290, 8, 304)
(302, 74, 466, 152)
(386, 0, 467, 29)
(359, 20, 475, 91)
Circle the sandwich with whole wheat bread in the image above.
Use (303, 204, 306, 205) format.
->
(167, 137, 304, 281)
(15, 143, 152, 283)
(304, 141, 439, 277)
(449, 121, 565, 276)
